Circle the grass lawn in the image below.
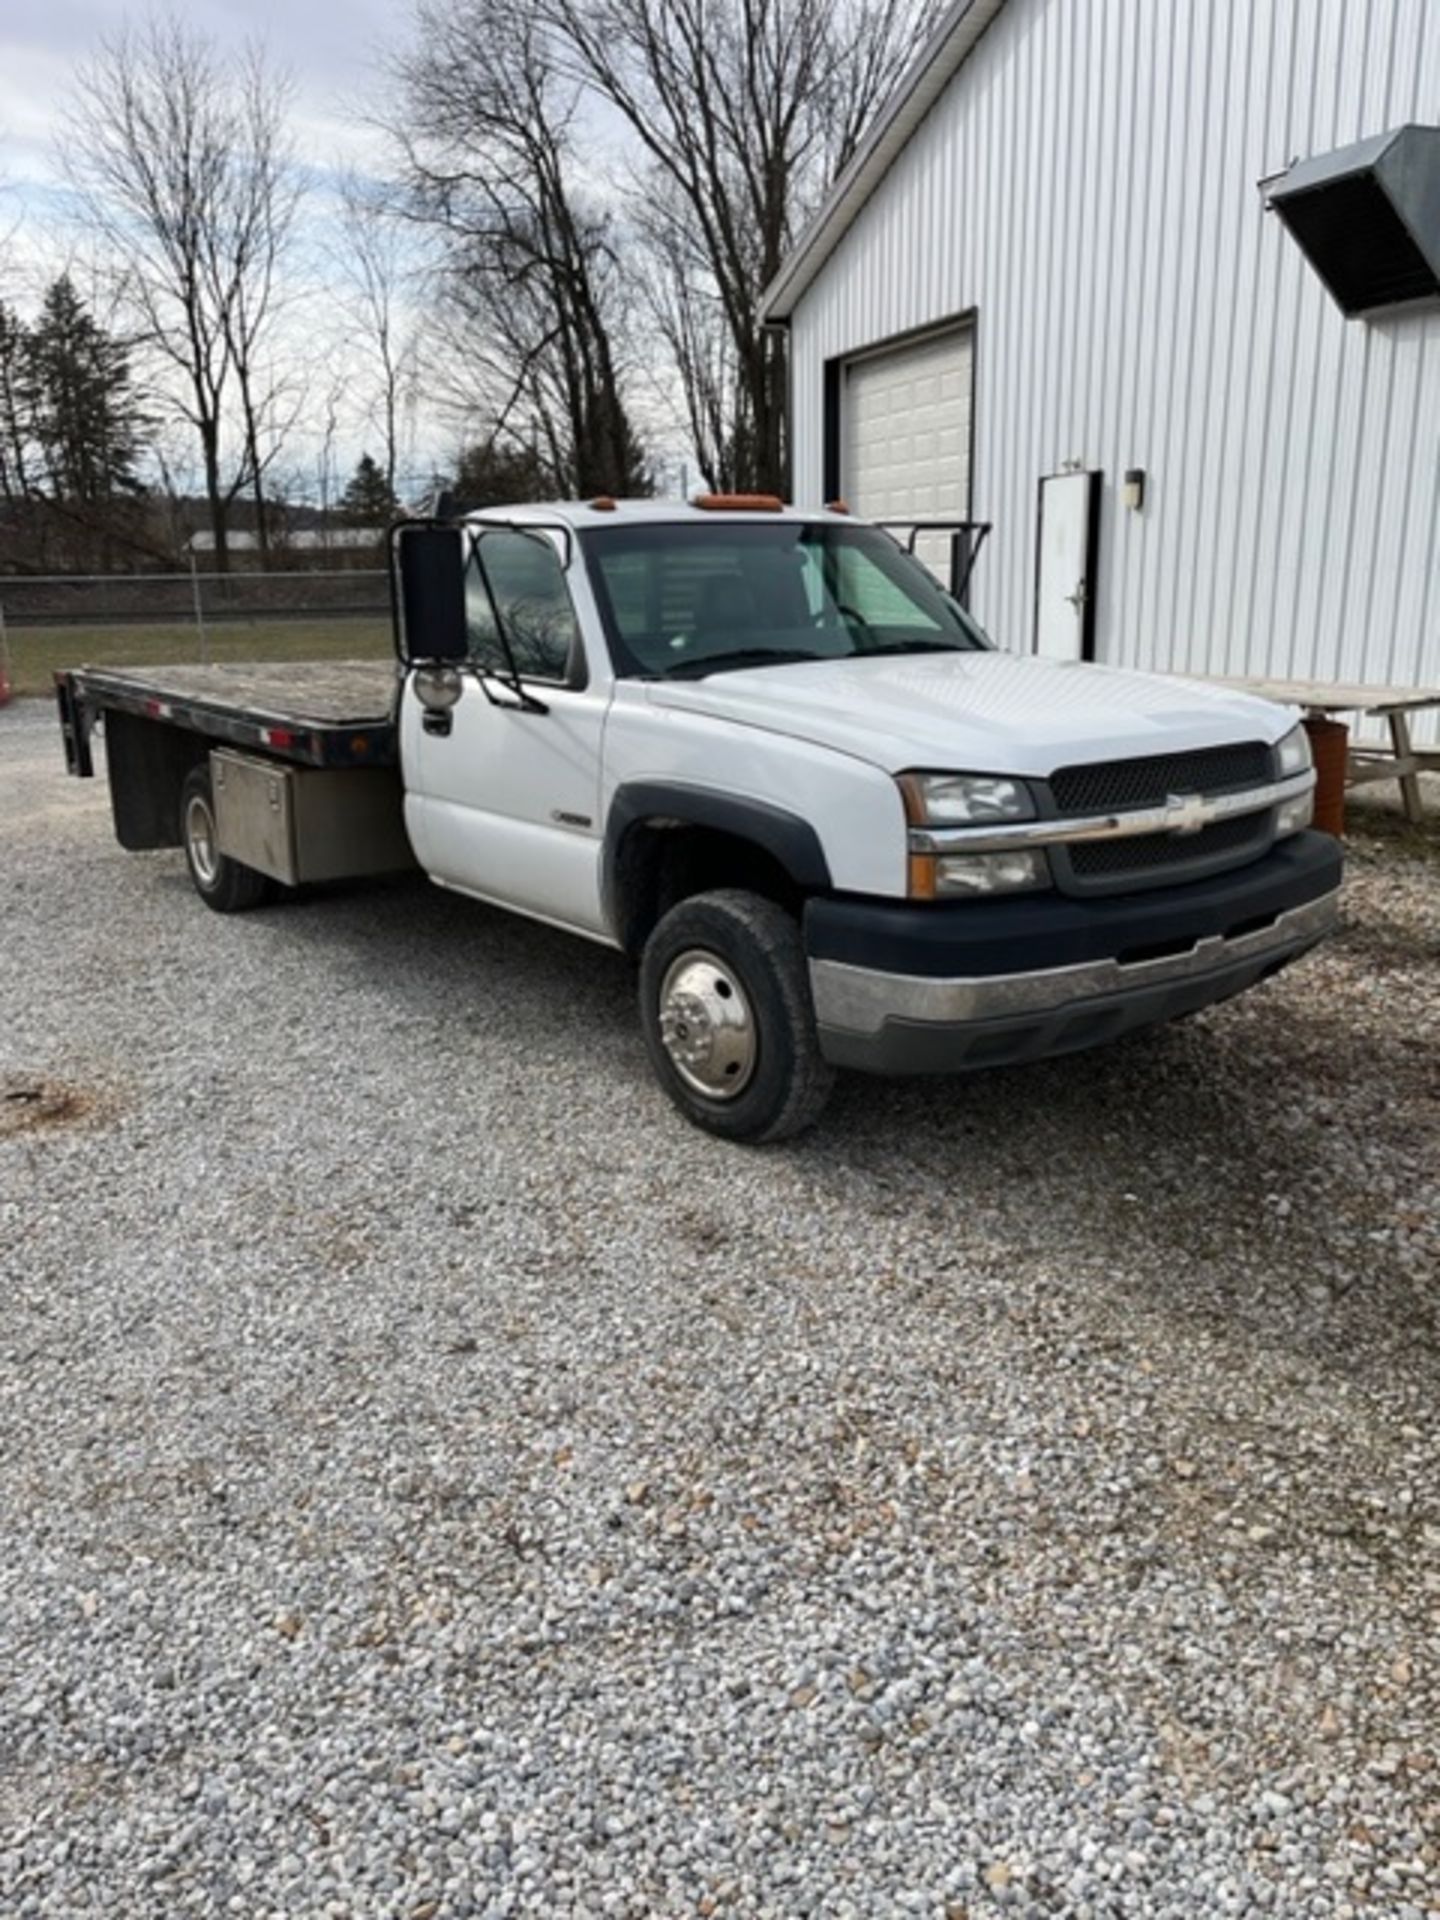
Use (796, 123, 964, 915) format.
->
(3, 617, 391, 699)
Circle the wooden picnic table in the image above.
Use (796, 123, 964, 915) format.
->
(1200, 677, 1440, 822)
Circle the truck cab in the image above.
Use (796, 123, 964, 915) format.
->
(389, 496, 1339, 1136)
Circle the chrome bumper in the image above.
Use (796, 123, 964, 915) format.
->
(810, 888, 1340, 1073)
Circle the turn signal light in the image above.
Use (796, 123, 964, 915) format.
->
(908, 853, 938, 900)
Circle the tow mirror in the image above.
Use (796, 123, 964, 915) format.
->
(393, 524, 469, 665)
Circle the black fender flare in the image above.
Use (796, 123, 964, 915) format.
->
(602, 780, 832, 948)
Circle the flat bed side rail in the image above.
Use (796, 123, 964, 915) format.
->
(53, 665, 399, 773)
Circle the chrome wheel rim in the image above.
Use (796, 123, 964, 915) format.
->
(658, 948, 757, 1099)
(185, 792, 219, 887)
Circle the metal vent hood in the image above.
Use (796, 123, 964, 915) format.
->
(1269, 124, 1440, 316)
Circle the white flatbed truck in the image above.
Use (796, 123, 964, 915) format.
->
(56, 497, 1341, 1140)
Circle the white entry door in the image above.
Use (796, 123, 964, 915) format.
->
(1036, 471, 1100, 661)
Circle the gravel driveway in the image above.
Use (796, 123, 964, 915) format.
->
(2, 695, 1437, 1919)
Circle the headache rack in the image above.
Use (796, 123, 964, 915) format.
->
(875, 519, 993, 605)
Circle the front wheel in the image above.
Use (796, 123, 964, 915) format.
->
(180, 764, 273, 913)
(639, 889, 834, 1142)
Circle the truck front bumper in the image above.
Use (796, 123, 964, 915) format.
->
(805, 831, 1342, 1075)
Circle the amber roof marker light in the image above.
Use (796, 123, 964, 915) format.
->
(691, 493, 786, 512)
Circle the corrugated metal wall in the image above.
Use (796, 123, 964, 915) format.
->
(787, 0, 1440, 741)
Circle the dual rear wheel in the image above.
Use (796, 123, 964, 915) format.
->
(179, 764, 272, 913)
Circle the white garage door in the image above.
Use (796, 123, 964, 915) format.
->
(842, 324, 972, 579)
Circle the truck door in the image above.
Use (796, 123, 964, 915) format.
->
(399, 527, 609, 935)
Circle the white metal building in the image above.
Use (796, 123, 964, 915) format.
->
(764, 0, 1440, 741)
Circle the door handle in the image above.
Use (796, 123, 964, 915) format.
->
(1064, 577, 1088, 611)
(422, 710, 453, 737)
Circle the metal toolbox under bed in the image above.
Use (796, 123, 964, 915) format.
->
(212, 748, 415, 887)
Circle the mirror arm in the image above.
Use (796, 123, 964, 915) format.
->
(465, 532, 550, 715)
(471, 665, 549, 715)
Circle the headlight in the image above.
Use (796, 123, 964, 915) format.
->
(1275, 724, 1312, 777)
(898, 771, 1035, 825)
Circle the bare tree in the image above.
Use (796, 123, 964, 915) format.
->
(311, 372, 347, 518)
(538, 0, 932, 493)
(220, 47, 301, 562)
(636, 186, 744, 493)
(387, 0, 649, 498)
(332, 173, 419, 505)
(63, 15, 299, 568)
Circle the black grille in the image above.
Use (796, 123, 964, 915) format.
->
(1068, 812, 1268, 881)
(1050, 742, 1272, 815)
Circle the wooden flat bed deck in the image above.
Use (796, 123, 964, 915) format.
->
(58, 660, 400, 772)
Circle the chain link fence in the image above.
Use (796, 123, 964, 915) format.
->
(0, 568, 393, 694)
(0, 569, 389, 627)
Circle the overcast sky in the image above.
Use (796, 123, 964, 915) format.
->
(0, 1, 686, 500)
(0, 2, 463, 498)
(1, 0, 400, 203)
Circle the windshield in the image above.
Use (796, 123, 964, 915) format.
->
(581, 521, 990, 678)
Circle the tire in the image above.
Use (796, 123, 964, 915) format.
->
(180, 764, 273, 913)
(639, 889, 834, 1142)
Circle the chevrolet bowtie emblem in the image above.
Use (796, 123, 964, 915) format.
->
(1165, 791, 1210, 835)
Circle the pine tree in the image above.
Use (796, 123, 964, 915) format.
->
(340, 452, 399, 524)
(25, 277, 144, 503)
(452, 439, 552, 507)
(0, 303, 34, 502)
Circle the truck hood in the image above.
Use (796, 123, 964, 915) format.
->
(644, 651, 1292, 774)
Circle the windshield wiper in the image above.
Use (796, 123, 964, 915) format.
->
(662, 648, 819, 679)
